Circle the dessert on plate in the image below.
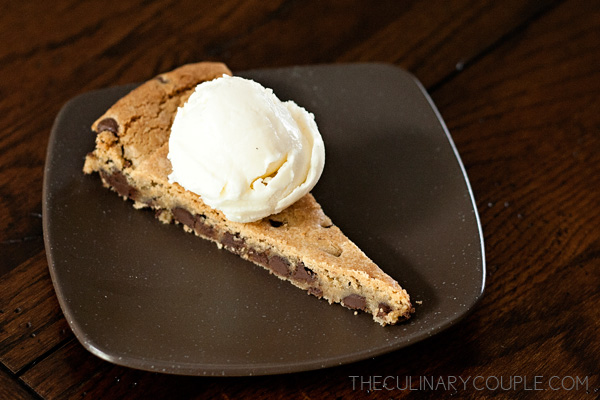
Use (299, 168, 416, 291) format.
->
(83, 62, 413, 325)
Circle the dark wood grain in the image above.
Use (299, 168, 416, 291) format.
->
(0, 251, 72, 373)
(1, 0, 599, 398)
(0, 366, 35, 400)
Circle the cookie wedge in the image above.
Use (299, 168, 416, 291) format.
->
(83, 62, 413, 325)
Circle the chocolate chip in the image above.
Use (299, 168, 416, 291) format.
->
(268, 255, 291, 277)
(247, 249, 269, 267)
(292, 262, 316, 284)
(342, 294, 367, 311)
(221, 232, 245, 254)
(172, 207, 195, 228)
(171, 208, 216, 239)
(377, 302, 392, 318)
(268, 219, 284, 228)
(194, 214, 216, 239)
(97, 118, 119, 134)
(308, 287, 323, 298)
(100, 170, 139, 200)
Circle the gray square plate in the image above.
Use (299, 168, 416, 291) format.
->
(43, 64, 485, 376)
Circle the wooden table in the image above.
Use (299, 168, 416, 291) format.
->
(1, 0, 598, 398)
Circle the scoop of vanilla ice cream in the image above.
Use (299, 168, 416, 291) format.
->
(167, 75, 325, 223)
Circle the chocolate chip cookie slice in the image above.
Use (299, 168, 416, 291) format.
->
(83, 62, 413, 325)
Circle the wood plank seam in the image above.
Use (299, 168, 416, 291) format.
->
(0, 358, 45, 400)
(15, 337, 74, 378)
(428, 0, 565, 94)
